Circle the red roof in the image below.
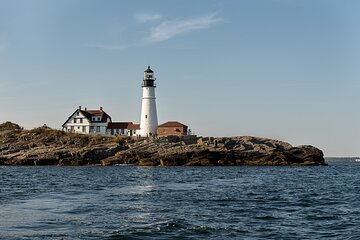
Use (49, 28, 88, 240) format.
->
(107, 122, 140, 130)
(80, 110, 111, 123)
(62, 108, 111, 127)
(130, 123, 140, 130)
(158, 121, 187, 128)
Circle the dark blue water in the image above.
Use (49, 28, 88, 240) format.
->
(1, 159, 360, 239)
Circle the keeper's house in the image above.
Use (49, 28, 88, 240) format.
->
(62, 106, 141, 136)
(62, 106, 111, 134)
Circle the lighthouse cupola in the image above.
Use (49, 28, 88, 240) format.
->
(143, 66, 155, 87)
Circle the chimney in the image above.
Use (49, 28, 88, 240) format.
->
(85, 107, 87, 111)
(79, 106, 81, 110)
(100, 107, 103, 111)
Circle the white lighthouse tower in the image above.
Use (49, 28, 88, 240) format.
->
(140, 66, 158, 137)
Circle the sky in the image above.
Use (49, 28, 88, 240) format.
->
(0, 0, 359, 156)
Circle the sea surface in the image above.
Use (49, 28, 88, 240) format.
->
(1, 158, 360, 239)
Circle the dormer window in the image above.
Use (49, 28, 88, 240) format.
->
(91, 116, 102, 122)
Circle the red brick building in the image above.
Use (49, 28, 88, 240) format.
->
(157, 121, 188, 137)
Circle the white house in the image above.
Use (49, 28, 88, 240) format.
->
(107, 122, 140, 136)
(62, 106, 112, 134)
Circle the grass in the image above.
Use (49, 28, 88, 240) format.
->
(0, 122, 144, 148)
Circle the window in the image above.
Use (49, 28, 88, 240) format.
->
(80, 118, 83, 123)
(70, 126, 74, 131)
(77, 126, 80, 129)
(97, 117, 101, 121)
(145, 115, 148, 119)
(82, 126, 86, 132)
(74, 118, 77, 123)
(76, 112, 79, 116)
(96, 126, 100, 132)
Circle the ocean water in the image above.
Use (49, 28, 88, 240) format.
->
(1, 159, 360, 239)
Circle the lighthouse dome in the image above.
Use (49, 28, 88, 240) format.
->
(144, 66, 154, 73)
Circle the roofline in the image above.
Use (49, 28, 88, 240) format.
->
(158, 121, 188, 128)
(62, 109, 80, 127)
(62, 109, 112, 127)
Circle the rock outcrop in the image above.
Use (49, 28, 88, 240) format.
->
(0, 122, 327, 166)
(102, 136, 326, 166)
(0, 122, 127, 166)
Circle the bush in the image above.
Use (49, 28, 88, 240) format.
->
(0, 122, 23, 131)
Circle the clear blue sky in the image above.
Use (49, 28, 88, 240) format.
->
(0, 0, 359, 156)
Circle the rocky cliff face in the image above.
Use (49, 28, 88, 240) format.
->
(103, 136, 326, 166)
(0, 122, 326, 166)
(0, 122, 124, 166)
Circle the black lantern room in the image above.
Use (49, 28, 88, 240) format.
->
(142, 66, 156, 87)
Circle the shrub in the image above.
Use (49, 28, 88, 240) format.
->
(0, 122, 23, 131)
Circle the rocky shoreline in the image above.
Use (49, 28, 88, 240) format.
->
(0, 122, 326, 166)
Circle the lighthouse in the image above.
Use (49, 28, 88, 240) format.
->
(140, 66, 158, 137)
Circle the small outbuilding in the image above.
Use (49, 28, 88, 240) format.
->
(156, 121, 188, 137)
